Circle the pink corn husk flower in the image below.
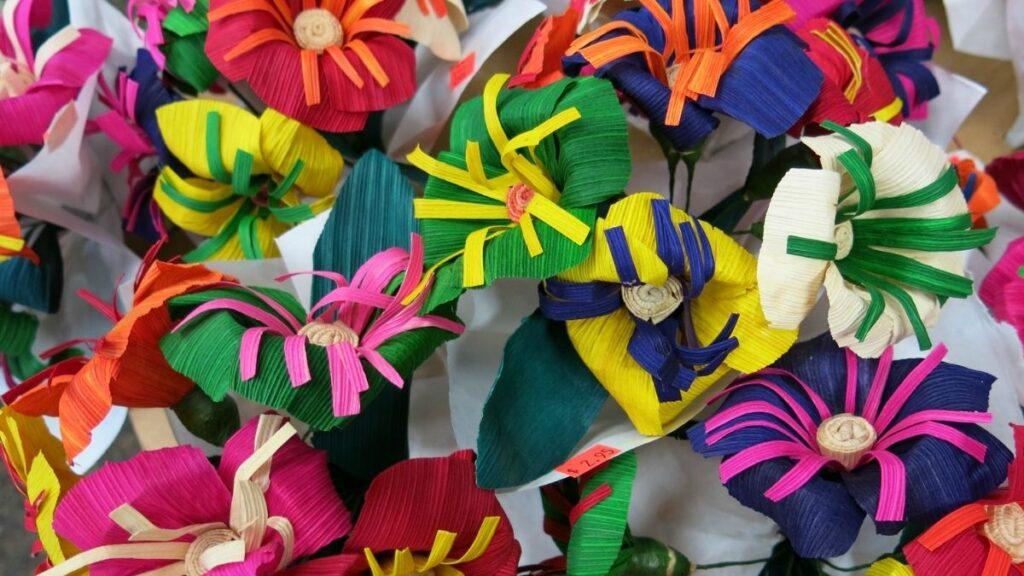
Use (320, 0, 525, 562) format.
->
(0, 0, 112, 146)
(174, 233, 465, 418)
(44, 413, 351, 575)
(127, 0, 196, 69)
(980, 237, 1024, 346)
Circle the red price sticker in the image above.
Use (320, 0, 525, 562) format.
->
(555, 444, 621, 478)
(449, 52, 476, 90)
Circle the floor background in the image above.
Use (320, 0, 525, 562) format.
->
(0, 0, 1019, 573)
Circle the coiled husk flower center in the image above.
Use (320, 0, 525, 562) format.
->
(299, 320, 360, 347)
(293, 8, 344, 53)
(984, 503, 1024, 563)
(506, 183, 535, 223)
(816, 413, 876, 470)
(622, 277, 684, 324)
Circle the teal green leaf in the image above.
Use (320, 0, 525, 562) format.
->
(312, 149, 415, 303)
(477, 310, 607, 489)
(567, 451, 637, 576)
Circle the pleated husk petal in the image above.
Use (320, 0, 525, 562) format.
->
(758, 168, 841, 329)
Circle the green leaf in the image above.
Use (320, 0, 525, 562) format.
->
(759, 540, 824, 576)
(312, 150, 415, 303)
(567, 451, 637, 576)
(311, 375, 410, 489)
(476, 310, 608, 489)
(609, 537, 692, 576)
(170, 387, 241, 446)
(0, 303, 37, 358)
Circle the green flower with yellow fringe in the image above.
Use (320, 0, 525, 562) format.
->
(407, 73, 630, 310)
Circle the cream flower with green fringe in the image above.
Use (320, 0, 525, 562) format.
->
(758, 121, 994, 358)
(154, 99, 343, 261)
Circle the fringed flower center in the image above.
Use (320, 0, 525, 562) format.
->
(984, 503, 1024, 564)
(816, 413, 876, 470)
(299, 320, 360, 347)
(293, 8, 344, 52)
(506, 183, 535, 223)
(833, 220, 854, 260)
(184, 528, 242, 575)
(0, 58, 34, 99)
(622, 277, 684, 324)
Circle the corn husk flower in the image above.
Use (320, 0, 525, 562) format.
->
(42, 414, 350, 575)
(407, 73, 630, 310)
(540, 193, 797, 436)
(758, 121, 995, 358)
(689, 334, 1012, 558)
(395, 0, 468, 61)
(792, 17, 904, 132)
(153, 99, 343, 261)
(950, 153, 1000, 228)
(564, 0, 823, 151)
(904, 425, 1024, 576)
(0, 169, 30, 263)
(276, 450, 522, 576)
(0, 408, 78, 573)
(205, 0, 415, 133)
(0, 0, 112, 146)
(161, 234, 464, 430)
(785, 0, 939, 117)
(2, 257, 233, 461)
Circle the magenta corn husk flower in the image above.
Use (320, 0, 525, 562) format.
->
(171, 234, 465, 419)
(0, 0, 112, 146)
(43, 414, 351, 575)
(688, 334, 1012, 558)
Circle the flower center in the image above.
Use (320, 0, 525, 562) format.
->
(0, 57, 34, 99)
(506, 183, 535, 223)
(833, 220, 854, 260)
(184, 528, 241, 575)
(293, 8, 344, 53)
(299, 320, 360, 347)
(622, 277, 684, 324)
(816, 413, 876, 470)
(984, 503, 1024, 563)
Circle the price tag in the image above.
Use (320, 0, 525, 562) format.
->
(555, 444, 621, 478)
(449, 52, 476, 90)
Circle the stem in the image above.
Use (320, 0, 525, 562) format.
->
(668, 157, 679, 204)
(821, 559, 872, 573)
(226, 83, 259, 115)
(684, 157, 696, 213)
(696, 557, 771, 570)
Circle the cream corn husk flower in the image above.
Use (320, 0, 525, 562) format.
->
(758, 121, 994, 358)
